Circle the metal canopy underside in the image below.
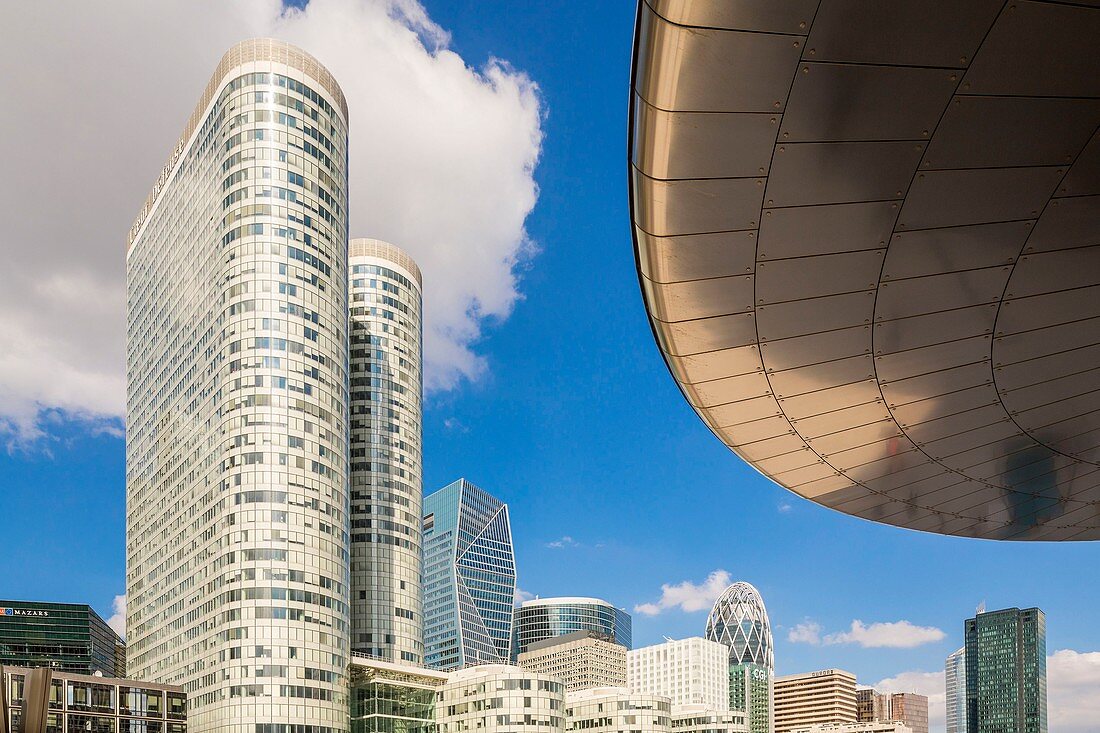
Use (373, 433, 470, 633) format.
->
(629, 0, 1100, 540)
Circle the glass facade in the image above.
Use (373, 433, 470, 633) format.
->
(3, 668, 186, 733)
(512, 600, 631, 658)
(349, 659, 444, 733)
(348, 239, 425, 665)
(422, 479, 515, 670)
(946, 647, 967, 733)
(126, 39, 350, 733)
(965, 608, 1047, 733)
(704, 583, 773, 733)
(0, 601, 124, 676)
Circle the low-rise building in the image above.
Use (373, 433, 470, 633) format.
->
(790, 723, 912, 733)
(436, 664, 565, 733)
(0, 601, 124, 677)
(349, 656, 447, 733)
(565, 687, 670, 733)
(671, 705, 749, 733)
(519, 631, 627, 692)
(1, 666, 185, 733)
(628, 638, 730, 712)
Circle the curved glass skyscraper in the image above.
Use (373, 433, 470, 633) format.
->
(705, 582, 774, 733)
(126, 39, 351, 733)
(513, 598, 631, 658)
(348, 238, 424, 664)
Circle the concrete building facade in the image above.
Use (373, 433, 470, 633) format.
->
(628, 638, 730, 712)
(564, 687, 671, 733)
(436, 665, 565, 733)
(518, 631, 627, 691)
(774, 670, 857, 733)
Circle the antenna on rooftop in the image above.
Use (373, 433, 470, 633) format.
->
(977, 600, 986, 614)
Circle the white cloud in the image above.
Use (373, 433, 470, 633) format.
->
(778, 502, 793, 513)
(787, 620, 822, 645)
(107, 594, 127, 639)
(546, 535, 577, 549)
(1048, 649, 1100, 733)
(0, 0, 543, 445)
(824, 620, 945, 648)
(514, 587, 535, 607)
(634, 569, 731, 616)
(873, 670, 945, 733)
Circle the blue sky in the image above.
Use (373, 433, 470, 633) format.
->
(1, 1, 1096, 726)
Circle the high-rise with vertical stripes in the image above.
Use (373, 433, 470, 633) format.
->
(126, 39, 351, 733)
(347, 238, 425, 664)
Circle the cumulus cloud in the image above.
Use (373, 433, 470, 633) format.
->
(107, 594, 127, 639)
(873, 670, 945, 732)
(634, 569, 731, 616)
(514, 587, 535, 607)
(787, 620, 822, 645)
(1048, 649, 1100, 733)
(789, 619, 945, 648)
(0, 0, 543, 445)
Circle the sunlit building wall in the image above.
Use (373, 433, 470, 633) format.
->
(126, 38, 351, 733)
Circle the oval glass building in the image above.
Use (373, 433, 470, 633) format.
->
(513, 598, 631, 658)
(705, 583, 774, 733)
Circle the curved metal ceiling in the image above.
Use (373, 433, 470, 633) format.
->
(629, 0, 1100, 540)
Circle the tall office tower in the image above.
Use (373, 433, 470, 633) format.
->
(518, 630, 628, 691)
(964, 608, 1047, 733)
(855, 689, 875, 722)
(513, 597, 632, 657)
(628, 637, 731, 712)
(773, 670, 857, 733)
(705, 582, 774, 733)
(422, 479, 516, 670)
(347, 238, 424, 664)
(945, 648, 967, 733)
(126, 39, 351, 733)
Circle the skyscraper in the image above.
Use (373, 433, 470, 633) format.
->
(513, 597, 632, 657)
(945, 648, 967, 733)
(348, 238, 424, 664)
(965, 608, 1047, 733)
(705, 582, 774, 733)
(422, 479, 515, 670)
(126, 39, 351, 733)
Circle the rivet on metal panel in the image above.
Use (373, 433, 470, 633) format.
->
(770, 118, 777, 124)
(793, 41, 800, 48)
(778, 147, 785, 152)
(891, 204, 898, 209)
(782, 132, 789, 139)
(767, 199, 774, 205)
(774, 101, 781, 109)
(949, 74, 957, 81)
(802, 67, 809, 74)
(963, 83, 970, 90)
(759, 168, 766, 174)
(799, 21, 807, 28)
(765, 211, 771, 217)
(922, 130, 929, 137)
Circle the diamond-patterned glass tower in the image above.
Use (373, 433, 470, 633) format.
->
(706, 582, 774, 733)
(422, 478, 516, 670)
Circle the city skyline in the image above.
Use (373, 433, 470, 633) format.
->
(1, 3, 1098, 733)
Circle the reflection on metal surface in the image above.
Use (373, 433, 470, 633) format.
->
(629, 0, 1100, 539)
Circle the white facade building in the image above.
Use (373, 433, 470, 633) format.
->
(628, 638, 730, 712)
(126, 39, 351, 733)
(671, 706, 749, 733)
(437, 665, 565, 733)
(565, 687, 671, 733)
(945, 648, 966, 733)
(790, 724, 912, 733)
(518, 630, 628, 691)
(774, 670, 858, 733)
(348, 238, 425, 664)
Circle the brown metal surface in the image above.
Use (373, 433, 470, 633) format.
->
(630, 0, 1100, 539)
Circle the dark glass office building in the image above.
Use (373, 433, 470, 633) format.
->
(0, 601, 124, 677)
(965, 607, 1047, 733)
